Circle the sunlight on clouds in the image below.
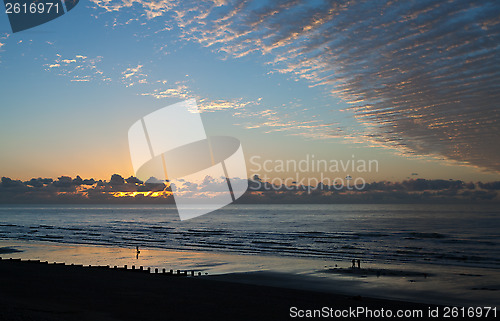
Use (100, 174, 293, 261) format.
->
(140, 83, 190, 99)
(0, 33, 9, 63)
(82, 0, 500, 172)
(197, 97, 261, 113)
(164, 0, 500, 172)
(118, 66, 262, 116)
(247, 116, 341, 140)
(44, 54, 110, 82)
(71, 77, 91, 82)
(121, 64, 147, 87)
(123, 64, 143, 78)
(238, 102, 346, 140)
(89, 0, 178, 19)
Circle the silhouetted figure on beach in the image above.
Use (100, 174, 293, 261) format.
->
(357, 259, 361, 269)
(136, 246, 140, 259)
(351, 259, 356, 268)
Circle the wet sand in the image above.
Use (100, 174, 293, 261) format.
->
(0, 258, 451, 321)
(2, 240, 499, 308)
(0, 246, 22, 254)
(323, 267, 433, 277)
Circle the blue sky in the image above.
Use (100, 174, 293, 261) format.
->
(0, 0, 499, 182)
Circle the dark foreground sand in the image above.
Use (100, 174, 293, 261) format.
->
(0, 258, 490, 321)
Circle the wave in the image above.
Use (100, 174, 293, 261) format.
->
(0, 204, 498, 269)
(407, 232, 447, 239)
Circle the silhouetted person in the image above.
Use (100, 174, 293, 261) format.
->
(357, 259, 361, 269)
(136, 246, 140, 259)
(352, 259, 355, 268)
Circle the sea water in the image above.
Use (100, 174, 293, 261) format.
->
(0, 204, 499, 306)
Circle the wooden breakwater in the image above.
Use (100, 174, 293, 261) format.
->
(0, 257, 204, 276)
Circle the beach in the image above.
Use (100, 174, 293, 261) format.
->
(0, 257, 452, 321)
(0, 204, 499, 310)
(1, 241, 499, 320)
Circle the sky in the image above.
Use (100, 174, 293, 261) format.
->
(0, 0, 499, 183)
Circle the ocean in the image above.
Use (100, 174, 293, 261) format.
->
(0, 204, 498, 268)
(0, 204, 499, 306)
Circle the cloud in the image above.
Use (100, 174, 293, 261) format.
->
(245, 112, 342, 140)
(89, 0, 178, 19)
(140, 82, 191, 99)
(89, 0, 500, 172)
(136, 76, 262, 114)
(44, 54, 110, 82)
(121, 64, 148, 86)
(3, 175, 499, 204)
(179, 1, 500, 171)
(197, 97, 261, 113)
(0, 33, 9, 63)
(122, 64, 143, 79)
(235, 99, 346, 139)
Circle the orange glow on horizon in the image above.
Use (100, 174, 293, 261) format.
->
(111, 191, 172, 198)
